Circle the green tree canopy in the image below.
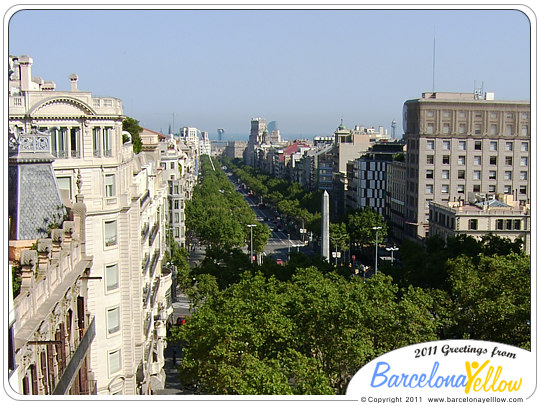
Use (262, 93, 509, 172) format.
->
(122, 116, 143, 153)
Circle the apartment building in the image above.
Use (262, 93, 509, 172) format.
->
(429, 195, 530, 254)
(402, 91, 531, 239)
(8, 129, 94, 395)
(8, 55, 171, 395)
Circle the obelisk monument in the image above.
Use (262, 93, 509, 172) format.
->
(321, 190, 330, 261)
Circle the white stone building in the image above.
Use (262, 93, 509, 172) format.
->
(8, 55, 171, 395)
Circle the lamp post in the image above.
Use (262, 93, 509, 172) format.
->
(386, 246, 399, 264)
(372, 226, 382, 275)
(247, 224, 256, 264)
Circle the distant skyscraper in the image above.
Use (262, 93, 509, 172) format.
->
(267, 121, 278, 133)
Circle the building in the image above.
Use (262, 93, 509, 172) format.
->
(346, 140, 405, 214)
(243, 117, 267, 166)
(222, 140, 247, 160)
(8, 55, 171, 395)
(8, 128, 95, 395)
(402, 91, 531, 239)
(428, 194, 530, 254)
(385, 159, 408, 241)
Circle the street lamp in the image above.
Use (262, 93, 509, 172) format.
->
(386, 246, 399, 264)
(372, 226, 382, 275)
(247, 224, 256, 264)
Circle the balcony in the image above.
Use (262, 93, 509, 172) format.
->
(149, 223, 159, 246)
(53, 317, 96, 395)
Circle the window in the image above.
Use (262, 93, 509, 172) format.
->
(427, 111, 435, 118)
(70, 128, 81, 158)
(521, 142, 528, 152)
(457, 184, 465, 193)
(519, 185, 527, 195)
(505, 142, 513, 151)
(474, 156, 482, 166)
(507, 112, 514, 119)
(93, 128, 101, 157)
(171, 162, 175, 169)
(441, 185, 449, 193)
(473, 170, 481, 180)
(469, 219, 478, 230)
(426, 123, 434, 134)
(496, 219, 504, 230)
(105, 174, 115, 197)
(458, 156, 466, 165)
(459, 124, 467, 134)
(521, 112, 528, 119)
(104, 220, 117, 247)
(106, 264, 119, 292)
(488, 185, 496, 193)
(474, 141, 482, 150)
(443, 124, 450, 134)
(426, 170, 434, 179)
(514, 220, 521, 230)
(107, 307, 120, 334)
(474, 124, 482, 135)
(520, 157, 528, 167)
(504, 185, 512, 194)
(174, 200, 179, 209)
(443, 111, 451, 118)
(109, 350, 121, 375)
(504, 171, 512, 181)
(442, 170, 450, 179)
(458, 170, 465, 179)
(505, 125, 514, 136)
(442, 140, 450, 150)
(520, 171, 528, 181)
(473, 185, 481, 192)
(56, 177, 72, 199)
(426, 140, 434, 150)
(490, 156, 497, 165)
(490, 112, 498, 119)
(103, 127, 113, 157)
(490, 124, 498, 135)
(459, 111, 467, 119)
(427, 155, 434, 165)
(521, 126, 529, 136)
(489, 171, 497, 180)
(442, 155, 450, 164)
(458, 141, 466, 150)
(503, 156, 512, 166)
(426, 184, 433, 194)
(490, 141, 498, 151)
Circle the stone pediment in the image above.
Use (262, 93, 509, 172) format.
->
(29, 96, 96, 117)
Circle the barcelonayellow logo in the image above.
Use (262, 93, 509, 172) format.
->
(346, 340, 533, 398)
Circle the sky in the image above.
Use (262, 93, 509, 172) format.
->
(7, 6, 533, 140)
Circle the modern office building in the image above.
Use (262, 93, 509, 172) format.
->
(345, 140, 405, 214)
(401, 91, 531, 239)
(8, 55, 171, 395)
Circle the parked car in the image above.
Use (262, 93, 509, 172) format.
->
(276, 258, 284, 265)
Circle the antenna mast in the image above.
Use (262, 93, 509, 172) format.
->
(432, 31, 436, 93)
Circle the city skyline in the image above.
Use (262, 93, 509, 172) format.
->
(7, 6, 532, 139)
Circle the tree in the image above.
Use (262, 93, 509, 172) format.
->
(346, 208, 387, 247)
(171, 268, 445, 394)
(447, 253, 530, 349)
(122, 116, 143, 154)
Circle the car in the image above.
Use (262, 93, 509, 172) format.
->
(176, 316, 187, 326)
(276, 258, 284, 265)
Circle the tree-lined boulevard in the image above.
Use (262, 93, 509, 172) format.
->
(164, 155, 530, 395)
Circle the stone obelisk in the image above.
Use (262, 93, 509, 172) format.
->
(321, 190, 330, 261)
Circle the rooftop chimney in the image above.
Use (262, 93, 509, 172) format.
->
(69, 73, 79, 91)
(19, 55, 33, 92)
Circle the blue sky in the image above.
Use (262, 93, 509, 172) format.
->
(8, 7, 532, 140)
